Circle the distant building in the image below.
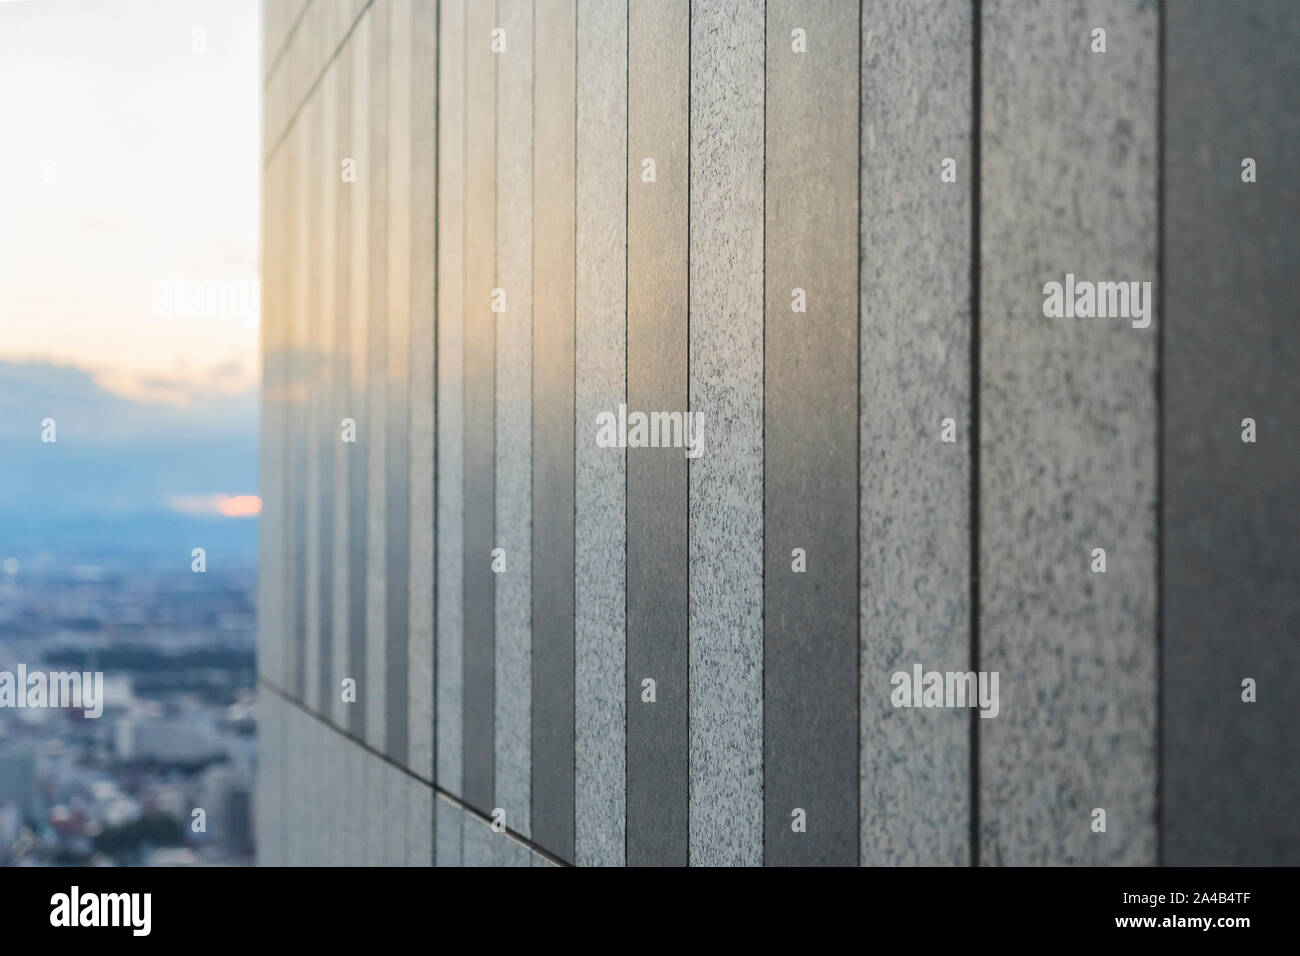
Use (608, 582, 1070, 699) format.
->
(0, 749, 37, 820)
(115, 718, 222, 766)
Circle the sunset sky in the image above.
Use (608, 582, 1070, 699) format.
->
(0, 0, 261, 406)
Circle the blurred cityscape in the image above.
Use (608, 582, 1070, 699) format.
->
(0, 553, 256, 866)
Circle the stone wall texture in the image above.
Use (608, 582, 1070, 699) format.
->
(257, 0, 1300, 866)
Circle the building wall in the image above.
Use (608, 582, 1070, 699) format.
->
(258, 0, 1300, 866)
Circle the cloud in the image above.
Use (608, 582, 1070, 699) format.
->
(166, 493, 261, 518)
(0, 359, 257, 517)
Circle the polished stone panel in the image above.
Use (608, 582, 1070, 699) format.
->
(1164, 0, 1300, 866)
(626, 0, 688, 868)
(436, 0, 466, 794)
(574, 0, 627, 868)
(858, 0, 972, 867)
(406, 0, 438, 783)
(495, 0, 535, 839)
(979, 0, 1158, 866)
(462, 0, 498, 815)
(763, 0, 859, 867)
(688, 0, 765, 867)
(530, 0, 578, 865)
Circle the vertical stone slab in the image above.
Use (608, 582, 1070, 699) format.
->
(317, 723, 332, 868)
(343, 729, 364, 864)
(386, 762, 409, 864)
(626, 0, 688, 868)
(436, 0, 466, 794)
(284, 94, 303, 695)
(1164, 1, 1300, 866)
(979, 0, 1158, 866)
(364, 748, 384, 865)
(332, 38, 355, 729)
(286, 702, 300, 858)
(264, 0, 287, 77)
(305, 82, 323, 717)
(304, 712, 320, 864)
(494, 834, 531, 867)
(276, 696, 287, 864)
(365, 0, 391, 754)
(463, 808, 495, 866)
(688, 0, 765, 867)
(763, 0, 859, 867)
(495, 0, 534, 838)
(407, 0, 438, 784)
(530, 0, 577, 864)
(347, 8, 371, 740)
(858, 0, 972, 867)
(385, 0, 412, 766)
(259, 148, 287, 693)
(462, 0, 497, 815)
(302, 86, 323, 717)
(436, 794, 463, 866)
(409, 778, 435, 866)
(256, 688, 279, 864)
(317, 52, 339, 718)
(574, 0, 627, 868)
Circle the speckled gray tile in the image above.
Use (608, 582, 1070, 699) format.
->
(343, 730, 364, 865)
(495, 833, 532, 867)
(435, 795, 462, 867)
(298, 711, 311, 865)
(979, 0, 1157, 866)
(1164, 0, 1300, 866)
(284, 704, 301, 863)
(316, 719, 331, 865)
(365, 748, 384, 865)
(406, 0, 437, 784)
(763, 0, 859, 868)
(494, 0, 534, 840)
(276, 700, 290, 864)
(253, 689, 266, 865)
(364, 0, 390, 754)
(317, 723, 332, 868)
(859, 0, 972, 868)
(626, 0, 689, 869)
(334, 731, 350, 866)
(385, 760, 408, 864)
(256, 688, 280, 865)
(462, 0, 497, 815)
(574, 0, 627, 868)
(462, 808, 494, 867)
(435, 0, 465, 795)
(275, 696, 286, 866)
(271, 699, 286, 864)
(408, 778, 434, 866)
(688, 0, 764, 867)
(303, 712, 319, 865)
(530, 0, 577, 865)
